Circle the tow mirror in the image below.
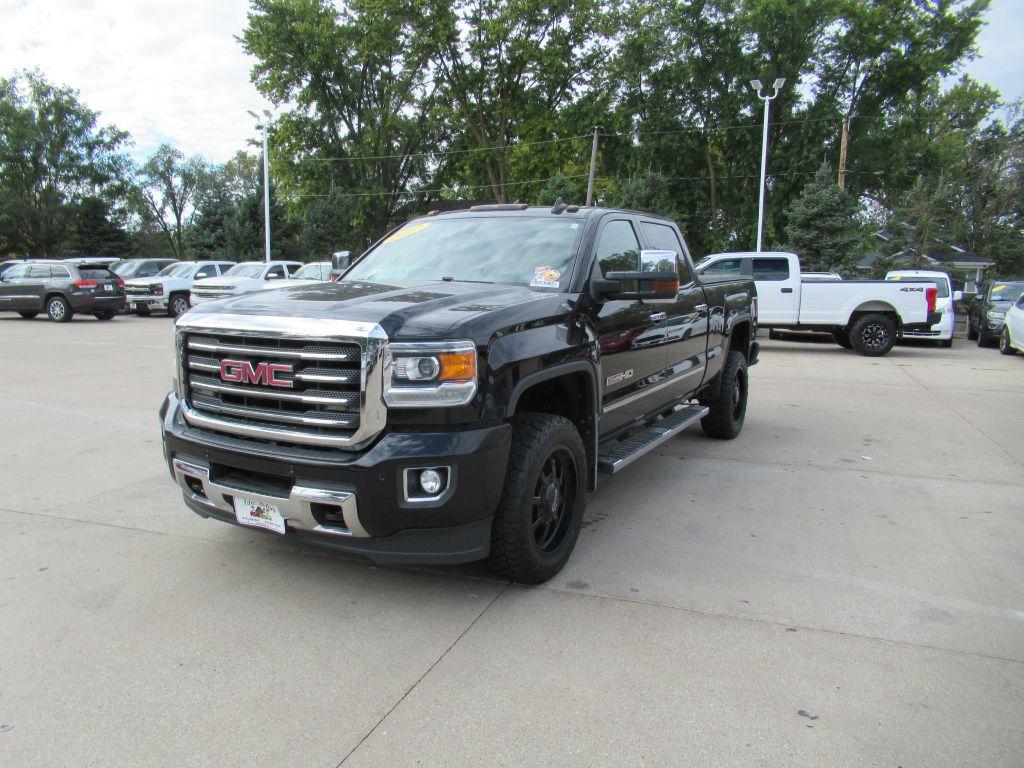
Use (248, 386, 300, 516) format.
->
(593, 250, 680, 302)
(332, 250, 352, 276)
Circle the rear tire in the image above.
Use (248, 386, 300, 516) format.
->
(849, 314, 896, 356)
(978, 330, 995, 348)
(135, 306, 151, 317)
(999, 328, 1016, 355)
(700, 350, 748, 439)
(488, 413, 587, 584)
(46, 296, 73, 323)
(18, 311, 38, 319)
(94, 311, 116, 321)
(967, 321, 978, 341)
(169, 293, 190, 318)
(940, 339, 953, 348)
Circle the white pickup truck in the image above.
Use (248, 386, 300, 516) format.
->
(695, 251, 941, 356)
(190, 261, 302, 305)
(124, 260, 236, 317)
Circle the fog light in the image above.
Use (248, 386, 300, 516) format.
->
(419, 469, 443, 495)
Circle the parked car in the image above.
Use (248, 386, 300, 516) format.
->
(124, 261, 236, 317)
(112, 258, 179, 280)
(190, 261, 302, 304)
(999, 293, 1024, 355)
(885, 270, 960, 347)
(162, 205, 758, 583)
(259, 261, 333, 289)
(968, 280, 1024, 347)
(0, 260, 125, 321)
(695, 251, 940, 355)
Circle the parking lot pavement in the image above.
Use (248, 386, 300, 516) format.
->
(1, 315, 1022, 767)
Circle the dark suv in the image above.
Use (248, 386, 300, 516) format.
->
(0, 260, 126, 322)
(968, 279, 1024, 346)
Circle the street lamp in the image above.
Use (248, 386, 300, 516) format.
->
(749, 77, 785, 252)
(248, 109, 273, 263)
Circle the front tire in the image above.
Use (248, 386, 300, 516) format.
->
(488, 413, 587, 584)
(18, 311, 38, 319)
(46, 296, 73, 323)
(999, 328, 1016, 355)
(135, 306, 151, 317)
(94, 311, 116, 321)
(849, 313, 896, 356)
(169, 293, 190, 318)
(700, 350, 748, 439)
(940, 338, 953, 348)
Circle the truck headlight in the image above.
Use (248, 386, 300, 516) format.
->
(151, 282, 163, 295)
(384, 341, 478, 407)
(987, 310, 1005, 322)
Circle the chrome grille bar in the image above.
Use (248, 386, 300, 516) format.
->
(187, 337, 356, 361)
(191, 395, 359, 428)
(189, 374, 357, 407)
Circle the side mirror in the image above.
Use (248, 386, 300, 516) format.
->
(332, 250, 352, 276)
(953, 290, 963, 302)
(593, 250, 680, 302)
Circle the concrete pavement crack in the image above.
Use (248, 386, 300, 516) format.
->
(333, 582, 512, 767)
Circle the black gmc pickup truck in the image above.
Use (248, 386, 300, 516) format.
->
(160, 205, 758, 582)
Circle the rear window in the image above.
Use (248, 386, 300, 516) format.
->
(752, 258, 791, 281)
(79, 267, 117, 280)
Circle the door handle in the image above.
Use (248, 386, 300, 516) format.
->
(781, 287, 793, 293)
(649, 311, 667, 322)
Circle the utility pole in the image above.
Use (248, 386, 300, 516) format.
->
(750, 78, 785, 252)
(837, 115, 850, 190)
(586, 126, 600, 207)
(248, 109, 273, 263)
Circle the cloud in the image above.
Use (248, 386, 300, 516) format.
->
(0, 0, 271, 164)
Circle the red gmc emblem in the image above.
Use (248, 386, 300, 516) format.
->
(220, 358, 294, 389)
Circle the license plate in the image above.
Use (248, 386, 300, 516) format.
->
(104, 284, 113, 292)
(233, 495, 286, 535)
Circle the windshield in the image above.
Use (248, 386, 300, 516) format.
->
(159, 263, 195, 278)
(988, 282, 1024, 302)
(293, 263, 328, 280)
(344, 217, 582, 289)
(113, 261, 144, 278)
(224, 263, 264, 278)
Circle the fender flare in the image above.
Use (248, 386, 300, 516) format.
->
(505, 360, 600, 491)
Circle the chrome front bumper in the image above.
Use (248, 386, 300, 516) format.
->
(171, 456, 368, 538)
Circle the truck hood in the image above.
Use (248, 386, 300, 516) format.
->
(185, 279, 555, 339)
(193, 277, 255, 290)
(125, 276, 166, 287)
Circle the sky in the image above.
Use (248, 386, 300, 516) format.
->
(1, 0, 1022, 166)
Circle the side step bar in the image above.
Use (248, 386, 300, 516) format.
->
(597, 404, 709, 475)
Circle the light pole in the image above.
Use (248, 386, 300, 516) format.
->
(749, 77, 785, 252)
(248, 109, 273, 263)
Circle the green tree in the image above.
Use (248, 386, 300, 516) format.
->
(784, 163, 865, 272)
(63, 196, 131, 256)
(0, 69, 129, 257)
(134, 143, 209, 258)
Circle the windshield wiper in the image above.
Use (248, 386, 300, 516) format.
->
(439, 276, 494, 284)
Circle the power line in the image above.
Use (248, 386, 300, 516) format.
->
(293, 133, 593, 163)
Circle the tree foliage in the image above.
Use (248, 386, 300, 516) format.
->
(784, 163, 865, 272)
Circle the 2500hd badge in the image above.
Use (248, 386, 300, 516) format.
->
(161, 204, 758, 583)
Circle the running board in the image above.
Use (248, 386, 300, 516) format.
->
(597, 404, 709, 475)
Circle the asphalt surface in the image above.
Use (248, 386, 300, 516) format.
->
(1, 314, 1022, 767)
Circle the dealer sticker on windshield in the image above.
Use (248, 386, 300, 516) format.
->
(531, 266, 561, 289)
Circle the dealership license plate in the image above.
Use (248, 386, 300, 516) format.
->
(104, 284, 113, 291)
(233, 495, 286, 535)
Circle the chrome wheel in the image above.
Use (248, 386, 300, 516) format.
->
(171, 296, 190, 317)
(47, 297, 67, 321)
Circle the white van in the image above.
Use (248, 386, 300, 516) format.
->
(885, 270, 961, 347)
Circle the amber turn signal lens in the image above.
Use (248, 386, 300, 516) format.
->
(438, 351, 477, 381)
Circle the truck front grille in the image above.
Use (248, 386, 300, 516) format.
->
(181, 332, 375, 447)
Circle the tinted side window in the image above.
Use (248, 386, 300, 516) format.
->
(28, 265, 50, 278)
(597, 220, 641, 275)
(286, 264, 301, 275)
(195, 265, 217, 278)
(641, 222, 693, 283)
(266, 265, 286, 279)
(79, 267, 116, 280)
(752, 258, 790, 281)
(138, 263, 161, 277)
(49, 266, 71, 278)
(702, 258, 743, 277)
